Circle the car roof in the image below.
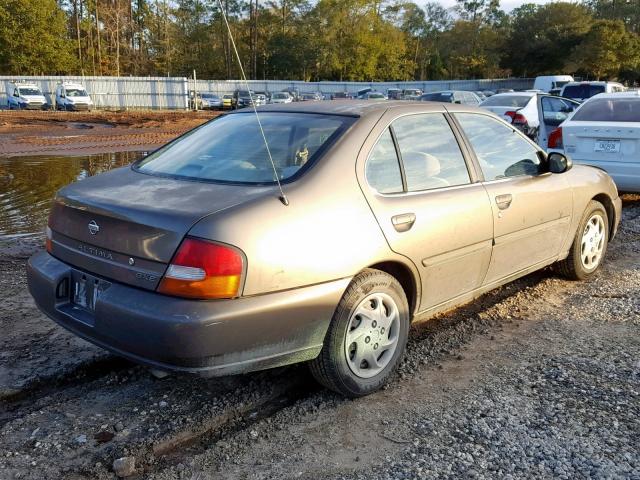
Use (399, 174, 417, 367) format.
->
(563, 81, 620, 86)
(490, 91, 536, 97)
(231, 100, 485, 117)
(588, 91, 640, 100)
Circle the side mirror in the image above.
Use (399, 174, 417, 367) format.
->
(13, 92, 19, 97)
(548, 152, 572, 174)
(60, 94, 65, 98)
(454, 100, 462, 104)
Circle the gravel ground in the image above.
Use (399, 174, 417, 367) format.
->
(0, 195, 638, 479)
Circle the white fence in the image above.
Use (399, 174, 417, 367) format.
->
(0, 76, 189, 110)
(1, 76, 534, 110)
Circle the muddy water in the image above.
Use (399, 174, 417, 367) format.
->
(0, 151, 145, 239)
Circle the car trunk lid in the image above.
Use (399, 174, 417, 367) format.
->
(562, 122, 640, 164)
(49, 166, 271, 290)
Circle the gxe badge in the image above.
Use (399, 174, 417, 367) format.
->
(88, 220, 100, 235)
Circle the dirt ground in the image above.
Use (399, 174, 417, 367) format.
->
(0, 195, 638, 479)
(0, 111, 220, 157)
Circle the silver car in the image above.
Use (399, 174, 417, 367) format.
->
(28, 101, 621, 397)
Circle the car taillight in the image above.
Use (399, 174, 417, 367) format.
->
(548, 127, 563, 149)
(505, 110, 527, 125)
(45, 225, 52, 253)
(158, 238, 244, 300)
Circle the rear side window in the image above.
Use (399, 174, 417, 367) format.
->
(480, 95, 532, 108)
(366, 129, 403, 194)
(136, 113, 353, 184)
(541, 97, 577, 126)
(456, 113, 541, 180)
(562, 84, 605, 100)
(393, 114, 470, 192)
(572, 98, 640, 122)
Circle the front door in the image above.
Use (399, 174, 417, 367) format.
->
(359, 111, 494, 311)
(454, 112, 573, 285)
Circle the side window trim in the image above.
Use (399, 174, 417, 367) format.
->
(444, 111, 485, 182)
(388, 125, 407, 192)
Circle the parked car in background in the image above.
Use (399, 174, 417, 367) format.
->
(533, 75, 574, 93)
(7, 82, 50, 110)
(475, 91, 487, 101)
(481, 90, 496, 97)
(364, 91, 387, 101)
(387, 88, 403, 100)
(233, 90, 265, 109)
(332, 92, 351, 100)
(269, 92, 293, 104)
(27, 100, 621, 398)
(300, 92, 323, 102)
(420, 90, 481, 106)
(402, 88, 422, 100)
(560, 82, 626, 103)
(547, 92, 640, 192)
(496, 88, 514, 94)
(199, 92, 223, 110)
(55, 82, 93, 111)
(222, 94, 234, 109)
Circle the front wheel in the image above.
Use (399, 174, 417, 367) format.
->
(310, 269, 410, 397)
(556, 200, 609, 280)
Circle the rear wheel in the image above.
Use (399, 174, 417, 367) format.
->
(310, 269, 410, 397)
(556, 200, 609, 280)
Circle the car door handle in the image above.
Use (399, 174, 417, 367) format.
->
(495, 194, 513, 210)
(392, 213, 416, 232)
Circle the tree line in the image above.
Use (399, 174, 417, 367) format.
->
(1, 0, 639, 83)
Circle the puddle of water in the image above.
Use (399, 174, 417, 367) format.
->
(0, 152, 145, 239)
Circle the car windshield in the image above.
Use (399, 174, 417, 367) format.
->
(562, 84, 605, 100)
(368, 93, 384, 98)
(422, 92, 453, 102)
(481, 95, 532, 107)
(223, 95, 233, 99)
(404, 90, 420, 95)
(238, 91, 253, 98)
(135, 113, 354, 184)
(272, 93, 288, 99)
(66, 88, 88, 97)
(201, 93, 218, 99)
(19, 87, 41, 96)
(572, 97, 640, 122)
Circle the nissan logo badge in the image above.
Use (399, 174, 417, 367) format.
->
(88, 220, 100, 235)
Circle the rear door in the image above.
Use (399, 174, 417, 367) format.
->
(537, 96, 579, 149)
(359, 110, 494, 312)
(453, 111, 573, 285)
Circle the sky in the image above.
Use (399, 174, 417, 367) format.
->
(438, 0, 555, 12)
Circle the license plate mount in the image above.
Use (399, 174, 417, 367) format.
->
(594, 139, 620, 153)
(71, 271, 108, 313)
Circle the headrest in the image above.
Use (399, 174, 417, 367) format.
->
(404, 151, 441, 177)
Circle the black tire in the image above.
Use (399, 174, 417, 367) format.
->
(556, 200, 609, 281)
(310, 268, 410, 398)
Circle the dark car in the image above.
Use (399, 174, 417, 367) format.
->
(420, 90, 481, 106)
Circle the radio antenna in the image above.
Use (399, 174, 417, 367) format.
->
(216, 0, 289, 206)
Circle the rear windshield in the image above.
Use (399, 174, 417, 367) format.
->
(562, 84, 605, 100)
(480, 95, 532, 107)
(422, 92, 453, 102)
(572, 97, 640, 122)
(135, 113, 354, 184)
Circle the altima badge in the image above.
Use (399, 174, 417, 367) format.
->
(88, 220, 100, 235)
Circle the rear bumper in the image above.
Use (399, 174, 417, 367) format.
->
(27, 251, 348, 376)
(573, 159, 640, 193)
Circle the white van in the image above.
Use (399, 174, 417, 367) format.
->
(533, 75, 574, 94)
(55, 82, 93, 111)
(6, 82, 50, 110)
